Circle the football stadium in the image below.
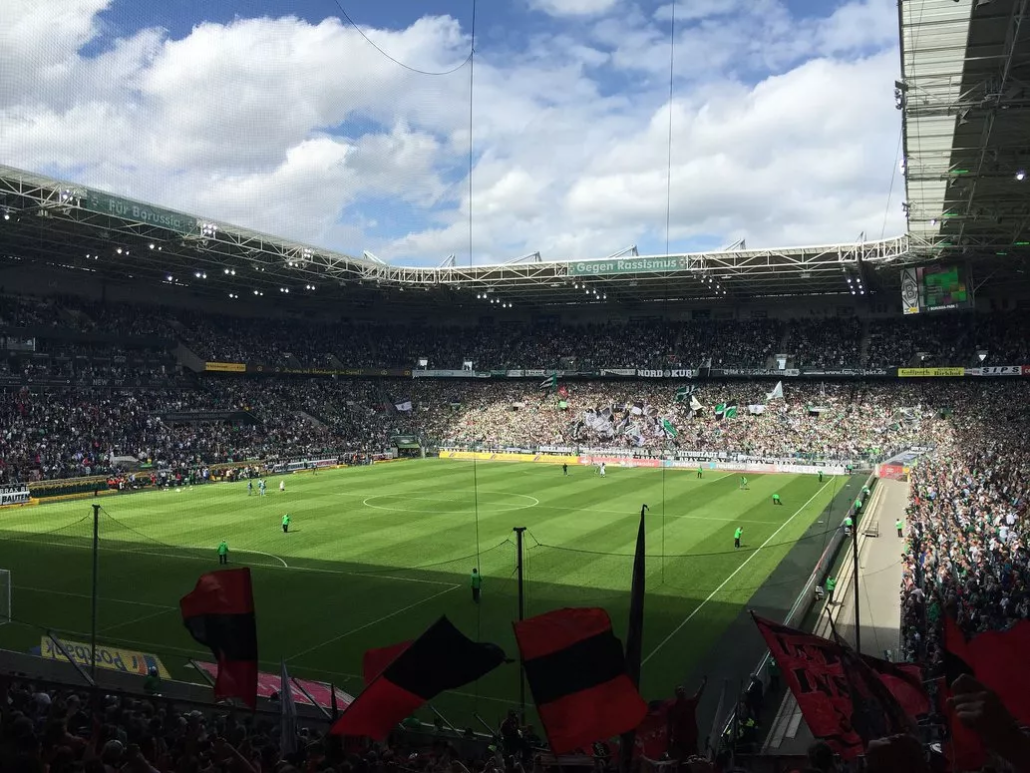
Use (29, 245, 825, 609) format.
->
(2, 0, 1030, 771)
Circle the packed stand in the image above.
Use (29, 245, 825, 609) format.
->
(787, 317, 863, 369)
(900, 380, 1030, 673)
(414, 380, 938, 462)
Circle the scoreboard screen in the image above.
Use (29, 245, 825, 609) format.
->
(901, 265, 971, 314)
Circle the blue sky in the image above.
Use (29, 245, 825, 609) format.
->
(2, 0, 904, 265)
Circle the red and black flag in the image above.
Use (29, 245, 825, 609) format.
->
(752, 615, 928, 760)
(362, 641, 411, 686)
(514, 607, 648, 755)
(180, 568, 258, 708)
(942, 617, 985, 770)
(331, 616, 506, 740)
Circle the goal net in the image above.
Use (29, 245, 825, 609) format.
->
(0, 569, 10, 627)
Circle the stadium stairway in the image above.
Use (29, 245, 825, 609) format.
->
(859, 318, 872, 366)
(174, 341, 206, 372)
(298, 409, 327, 428)
(761, 477, 910, 755)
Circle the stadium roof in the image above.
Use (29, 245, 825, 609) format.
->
(4, 3, 1030, 311)
(901, 0, 1030, 266)
(0, 164, 907, 309)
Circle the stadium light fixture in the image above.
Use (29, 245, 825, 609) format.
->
(1017, 170, 1026, 181)
(148, 243, 155, 250)
(166, 274, 173, 282)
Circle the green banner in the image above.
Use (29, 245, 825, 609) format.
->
(568, 255, 695, 277)
(84, 191, 197, 235)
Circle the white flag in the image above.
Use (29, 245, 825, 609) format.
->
(280, 660, 298, 756)
(689, 396, 703, 413)
(766, 381, 784, 401)
(394, 401, 413, 412)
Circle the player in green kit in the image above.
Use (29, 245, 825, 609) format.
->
(739, 476, 748, 491)
(217, 540, 229, 565)
(818, 470, 824, 483)
(734, 527, 743, 549)
(282, 513, 291, 533)
(772, 493, 781, 506)
(697, 465, 703, 479)
(471, 568, 482, 603)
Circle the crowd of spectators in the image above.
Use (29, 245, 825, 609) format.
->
(787, 318, 863, 369)
(900, 380, 1030, 674)
(7, 292, 1030, 371)
(0, 674, 511, 773)
(0, 373, 1001, 483)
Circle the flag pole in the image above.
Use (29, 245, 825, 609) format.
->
(91, 503, 100, 682)
(513, 526, 527, 720)
(619, 506, 647, 773)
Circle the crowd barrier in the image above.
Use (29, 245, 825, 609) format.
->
(439, 451, 577, 465)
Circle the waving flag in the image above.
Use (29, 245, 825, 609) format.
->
(180, 568, 258, 709)
(515, 608, 647, 754)
(332, 617, 506, 740)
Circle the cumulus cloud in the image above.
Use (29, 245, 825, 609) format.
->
(0, 0, 904, 266)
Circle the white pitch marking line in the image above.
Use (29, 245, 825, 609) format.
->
(14, 586, 177, 610)
(100, 607, 175, 635)
(288, 583, 461, 660)
(642, 479, 833, 666)
(234, 549, 289, 568)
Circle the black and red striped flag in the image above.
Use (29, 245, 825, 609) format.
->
(514, 607, 648, 755)
(362, 641, 411, 686)
(180, 568, 258, 708)
(332, 617, 506, 740)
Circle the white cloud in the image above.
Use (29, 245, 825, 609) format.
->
(529, 0, 620, 18)
(0, 0, 905, 266)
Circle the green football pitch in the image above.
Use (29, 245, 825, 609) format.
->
(0, 459, 840, 725)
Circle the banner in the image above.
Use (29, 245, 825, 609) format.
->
(252, 366, 411, 377)
(968, 365, 1022, 376)
(195, 662, 353, 710)
(412, 370, 490, 378)
(599, 368, 637, 377)
(713, 368, 800, 377)
(84, 190, 198, 235)
(635, 369, 696, 378)
(897, 367, 964, 378)
(0, 484, 31, 506)
(40, 636, 170, 678)
(205, 362, 247, 373)
(569, 255, 695, 277)
(901, 267, 919, 315)
(877, 464, 909, 481)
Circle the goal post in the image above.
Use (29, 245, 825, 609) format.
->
(0, 569, 10, 627)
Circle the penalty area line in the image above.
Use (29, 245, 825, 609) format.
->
(641, 479, 833, 666)
(288, 583, 461, 661)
